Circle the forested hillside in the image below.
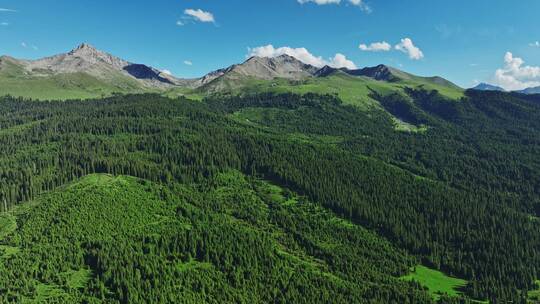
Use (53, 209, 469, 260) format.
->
(0, 172, 432, 303)
(0, 90, 539, 302)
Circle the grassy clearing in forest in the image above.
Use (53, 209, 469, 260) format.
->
(529, 280, 540, 303)
(401, 265, 467, 299)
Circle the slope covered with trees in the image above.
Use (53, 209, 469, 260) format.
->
(0, 172, 431, 303)
(0, 90, 539, 302)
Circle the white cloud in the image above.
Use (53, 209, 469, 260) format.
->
(0, 8, 16, 12)
(176, 20, 184, 26)
(358, 38, 424, 60)
(359, 41, 391, 52)
(329, 53, 357, 69)
(530, 41, 540, 48)
(184, 9, 215, 23)
(162, 70, 172, 75)
(297, 0, 370, 11)
(21, 42, 27, 48)
(395, 38, 424, 60)
(183, 60, 193, 66)
(348, 0, 371, 11)
(1, 22, 8, 26)
(493, 52, 540, 91)
(248, 44, 357, 69)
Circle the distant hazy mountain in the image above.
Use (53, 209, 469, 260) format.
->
(470, 83, 540, 94)
(516, 86, 540, 95)
(471, 83, 506, 92)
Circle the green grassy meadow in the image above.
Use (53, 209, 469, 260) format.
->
(0, 71, 149, 100)
(401, 265, 467, 299)
(192, 72, 465, 111)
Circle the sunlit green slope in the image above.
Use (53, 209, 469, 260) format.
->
(0, 172, 434, 303)
(173, 70, 464, 111)
(0, 57, 149, 100)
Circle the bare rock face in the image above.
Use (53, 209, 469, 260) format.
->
(313, 65, 349, 77)
(14, 44, 323, 91)
(350, 65, 399, 81)
(2, 43, 191, 89)
(123, 64, 174, 85)
(24, 44, 128, 76)
(198, 54, 320, 90)
(313, 64, 404, 81)
(232, 55, 319, 80)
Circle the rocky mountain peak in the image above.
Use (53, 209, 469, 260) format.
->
(199, 54, 319, 89)
(314, 65, 336, 76)
(274, 54, 298, 62)
(357, 64, 395, 81)
(74, 43, 96, 51)
(244, 54, 316, 71)
(69, 43, 101, 56)
(65, 43, 127, 68)
(0, 43, 190, 88)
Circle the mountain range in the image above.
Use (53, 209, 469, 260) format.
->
(0, 43, 463, 101)
(2, 43, 539, 101)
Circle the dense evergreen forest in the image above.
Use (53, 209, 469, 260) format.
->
(0, 89, 539, 303)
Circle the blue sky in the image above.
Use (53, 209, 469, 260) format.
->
(1, 0, 539, 89)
